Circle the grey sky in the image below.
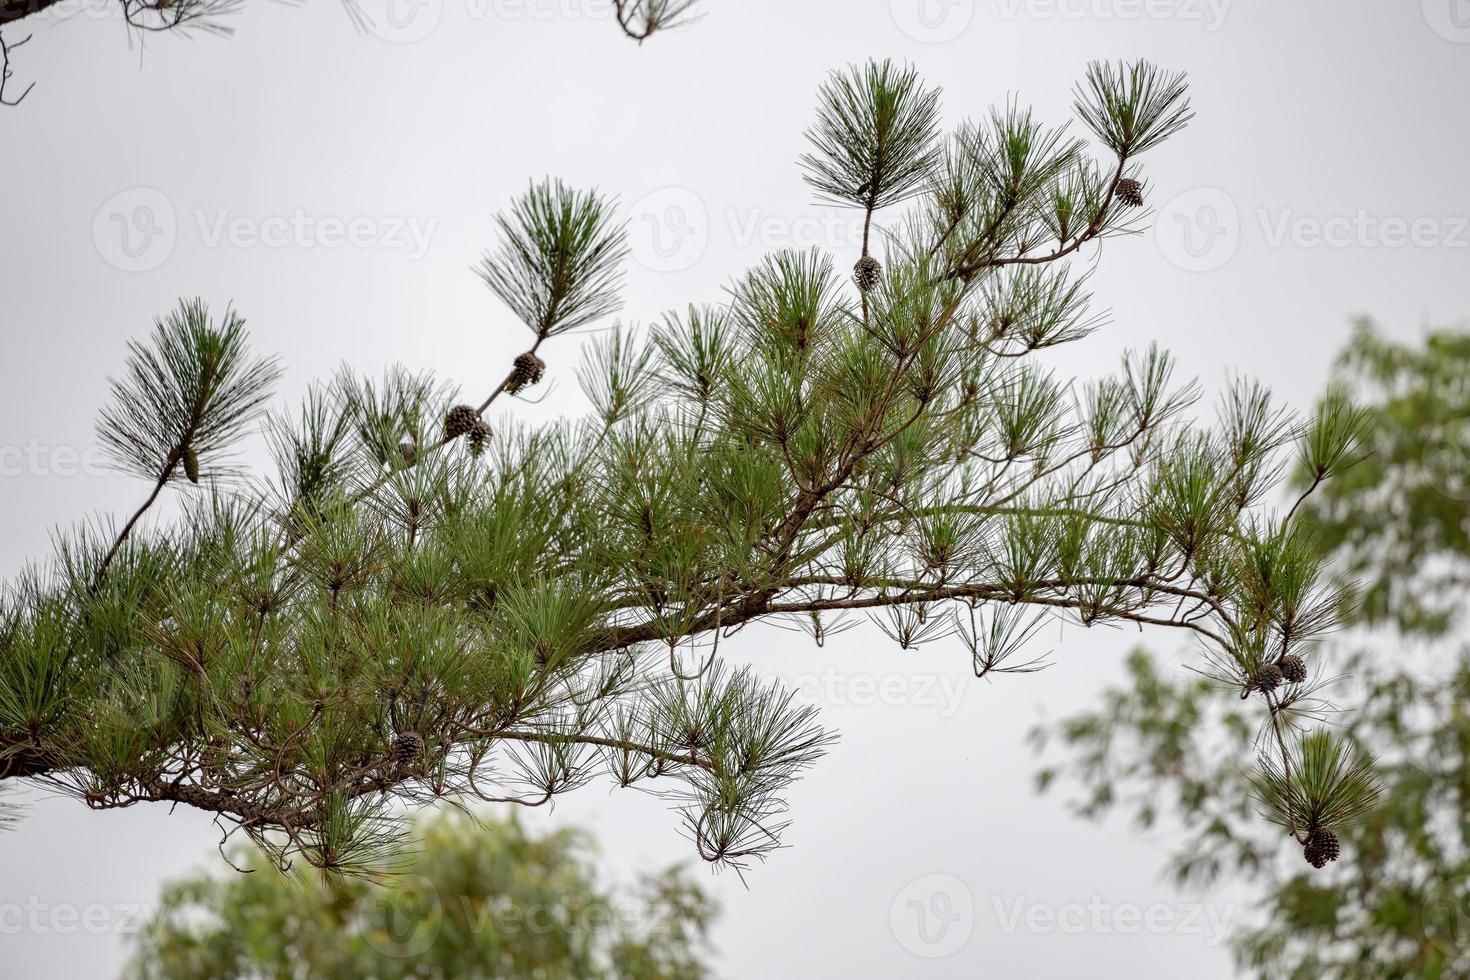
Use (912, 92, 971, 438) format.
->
(0, 0, 1466, 976)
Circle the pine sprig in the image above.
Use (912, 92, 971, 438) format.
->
(97, 298, 280, 484)
(799, 59, 943, 211)
(1250, 730, 1380, 837)
(476, 179, 629, 339)
(1073, 60, 1194, 158)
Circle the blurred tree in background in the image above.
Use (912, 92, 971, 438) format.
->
(1034, 321, 1470, 978)
(126, 808, 716, 980)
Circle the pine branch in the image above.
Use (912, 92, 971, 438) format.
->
(0, 58, 1367, 881)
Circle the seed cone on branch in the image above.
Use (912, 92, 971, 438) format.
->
(508, 352, 546, 393)
(1278, 654, 1307, 684)
(1254, 663, 1285, 694)
(467, 419, 492, 456)
(444, 404, 480, 440)
(1116, 177, 1145, 207)
(1303, 826, 1340, 868)
(181, 446, 200, 484)
(1250, 732, 1378, 876)
(393, 732, 425, 769)
(853, 255, 882, 292)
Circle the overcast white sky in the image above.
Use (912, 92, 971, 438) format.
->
(0, 0, 1467, 976)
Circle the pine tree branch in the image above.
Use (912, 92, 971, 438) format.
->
(93, 455, 179, 585)
(0, 28, 32, 105)
(0, 0, 60, 27)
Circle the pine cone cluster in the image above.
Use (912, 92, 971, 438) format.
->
(1254, 663, 1285, 694)
(393, 731, 425, 769)
(1303, 826, 1340, 869)
(467, 418, 493, 456)
(444, 404, 480, 440)
(1278, 654, 1308, 684)
(853, 255, 882, 292)
(1116, 177, 1145, 208)
(508, 352, 546, 394)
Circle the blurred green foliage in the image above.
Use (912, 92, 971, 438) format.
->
(1033, 321, 1470, 978)
(125, 809, 717, 980)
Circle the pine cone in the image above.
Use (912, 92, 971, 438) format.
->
(398, 440, 417, 466)
(466, 418, 492, 456)
(508, 352, 546, 394)
(1254, 663, 1285, 694)
(444, 404, 480, 440)
(1278, 654, 1308, 685)
(1303, 827, 1340, 869)
(393, 731, 425, 769)
(853, 255, 882, 292)
(1116, 177, 1145, 208)
(181, 446, 200, 484)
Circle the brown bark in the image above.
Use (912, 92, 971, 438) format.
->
(0, 746, 53, 780)
(1, 0, 65, 27)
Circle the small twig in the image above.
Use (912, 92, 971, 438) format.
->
(94, 454, 181, 584)
(0, 29, 35, 106)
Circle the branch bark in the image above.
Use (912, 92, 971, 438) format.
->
(0, 0, 63, 27)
